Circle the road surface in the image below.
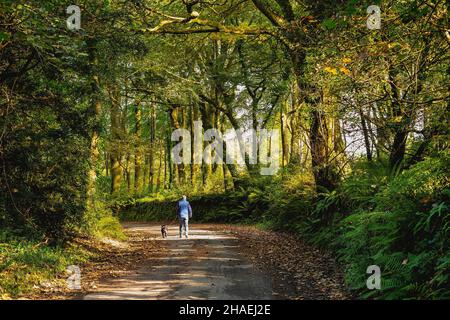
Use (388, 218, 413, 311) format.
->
(84, 223, 275, 300)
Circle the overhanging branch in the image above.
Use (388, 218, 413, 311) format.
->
(142, 17, 270, 35)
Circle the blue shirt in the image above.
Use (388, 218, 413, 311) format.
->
(176, 199, 192, 219)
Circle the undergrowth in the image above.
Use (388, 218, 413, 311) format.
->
(0, 229, 90, 299)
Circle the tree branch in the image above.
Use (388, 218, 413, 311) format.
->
(141, 17, 274, 36)
(250, 0, 288, 28)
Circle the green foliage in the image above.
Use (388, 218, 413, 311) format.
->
(82, 201, 125, 240)
(321, 19, 337, 30)
(335, 153, 449, 299)
(0, 0, 94, 241)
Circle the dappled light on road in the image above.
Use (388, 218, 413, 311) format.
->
(84, 224, 273, 300)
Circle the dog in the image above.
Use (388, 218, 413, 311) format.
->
(161, 225, 168, 238)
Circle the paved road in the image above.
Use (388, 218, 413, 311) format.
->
(84, 224, 274, 300)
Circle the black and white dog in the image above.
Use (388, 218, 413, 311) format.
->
(161, 225, 168, 238)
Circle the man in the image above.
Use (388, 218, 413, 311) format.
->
(176, 195, 192, 238)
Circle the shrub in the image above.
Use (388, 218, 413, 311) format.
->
(81, 201, 125, 240)
(336, 153, 449, 299)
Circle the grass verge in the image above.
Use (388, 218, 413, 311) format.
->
(0, 236, 90, 299)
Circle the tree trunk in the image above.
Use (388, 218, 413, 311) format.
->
(289, 79, 301, 165)
(143, 155, 148, 190)
(387, 66, 408, 170)
(198, 101, 212, 186)
(310, 107, 335, 191)
(110, 154, 122, 194)
(86, 38, 101, 208)
(189, 103, 198, 187)
(125, 154, 131, 192)
(280, 102, 289, 167)
(134, 101, 142, 193)
(168, 105, 185, 185)
(290, 50, 336, 191)
(109, 86, 122, 194)
(149, 103, 156, 192)
(157, 139, 163, 192)
(166, 111, 173, 189)
(359, 107, 372, 161)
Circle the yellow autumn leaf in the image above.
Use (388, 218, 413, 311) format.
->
(340, 67, 351, 75)
(324, 66, 338, 75)
(342, 57, 352, 63)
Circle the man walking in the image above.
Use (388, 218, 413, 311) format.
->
(176, 195, 192, 238)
